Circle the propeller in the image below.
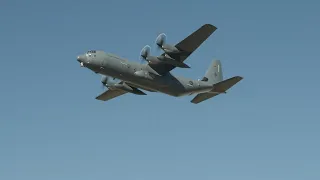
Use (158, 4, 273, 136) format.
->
(139, 45, 151, 64)
(100, 75, 117, 89)
(101, 75, 109, 89)
(155, 33, 167, 51)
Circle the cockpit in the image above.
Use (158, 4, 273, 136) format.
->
(87, 50, 96, 54)
(77, 50, 106, 68)
(86, 50, 97, 57)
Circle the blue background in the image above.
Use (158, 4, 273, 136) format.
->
(1, 0, 319, 179)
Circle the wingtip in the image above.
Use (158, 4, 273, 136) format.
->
(233, 76, 244, 83)
(237, 76, 244, 80)
(190, 99, 199, 104)
(203, 24, 217, 30)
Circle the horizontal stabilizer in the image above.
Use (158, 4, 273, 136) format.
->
(211, 76, 243, 93)
(191, 76, 243, 104)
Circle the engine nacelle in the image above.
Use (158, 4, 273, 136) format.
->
(113, 82, 146, 95)
(140, 40, 189, 68)
(143, 55, 189, 68)
(161, 44, 181, 54)
(155, 33, 182, 55)
(157, 55, 190, 68)
(101, 75, 120, 87)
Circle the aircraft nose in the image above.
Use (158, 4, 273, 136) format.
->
(77, 55, 87, 67)
(77, 55, 83, 62)
(77, 55, 86, 63)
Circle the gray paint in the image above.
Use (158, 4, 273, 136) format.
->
(78, 51, 215, 96)
(76, 24, 243, 103)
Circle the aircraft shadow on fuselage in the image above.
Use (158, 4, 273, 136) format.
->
(157, 72, 191, 96)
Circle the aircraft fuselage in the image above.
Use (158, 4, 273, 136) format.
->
(80, 51, 214, 97)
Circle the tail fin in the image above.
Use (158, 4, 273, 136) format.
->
(192, 60, 243, 104)
(201, 60, 223, 84)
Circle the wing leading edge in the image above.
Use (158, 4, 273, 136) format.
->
(149, 24, 217, 75)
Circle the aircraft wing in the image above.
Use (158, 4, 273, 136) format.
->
(191, 92, 219, 104)
(149, 24, 217, 75)
(96, 88, 127, 101)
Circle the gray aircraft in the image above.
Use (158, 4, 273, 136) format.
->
(76, 24, 243, 104)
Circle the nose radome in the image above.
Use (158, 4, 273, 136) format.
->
(77, 55, 82, 62)
(77, 55, 87, 63)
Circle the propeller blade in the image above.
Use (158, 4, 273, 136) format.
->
(155, 33, 166, 50)
(141, 45, 151, 58)
(140, 57, 146, 64)
(140, 45, 151, 64)
(101, 75, 109, 85)
(101, 83, 106, 90)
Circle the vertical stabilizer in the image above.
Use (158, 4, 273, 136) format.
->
(202, 60, 223, 84)
(192, 60, 243, 104)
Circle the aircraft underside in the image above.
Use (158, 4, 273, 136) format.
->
(99, 69, 216, 97)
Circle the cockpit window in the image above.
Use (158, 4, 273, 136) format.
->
(86, 50, 97, 57)
(87, 50, 96, 54)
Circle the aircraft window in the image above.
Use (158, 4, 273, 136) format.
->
(87, 50, 96, 54)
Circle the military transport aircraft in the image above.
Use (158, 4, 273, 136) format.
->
(76, 24, 243, 104)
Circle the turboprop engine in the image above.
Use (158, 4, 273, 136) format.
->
(100, 75, 146, 95)
(139, 44, 190, 68)
(101, 75, 119, 89)
(155, 33, 181, 55)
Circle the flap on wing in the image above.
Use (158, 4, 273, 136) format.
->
(96, 89, 127, 101)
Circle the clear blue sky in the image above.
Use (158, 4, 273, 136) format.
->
(1, 0, 319, 179)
